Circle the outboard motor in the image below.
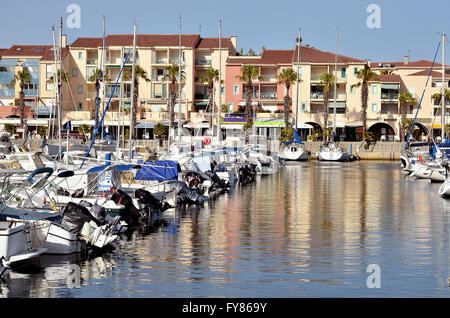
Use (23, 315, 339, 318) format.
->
(59, 202, 102, 235)
(111, 189, 143, 226)
(135, 189, 172, 212)
(168, 180, 206, 205)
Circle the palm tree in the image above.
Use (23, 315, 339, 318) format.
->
(236, 65, 262, 128)
(161, 64, 185, 129)
(352, 65, 379, 132)
(199, 68, 220, 130)
(124, 64, 150, 139)
(399, 91, 417, 141)
(277, 68, 297, 132)
(88, 68, 110, 129)
(380, 69, 393, 75)
(319, 73, 335, 142)
(11, 69, 31, 128)
(46, 69, 69, 84)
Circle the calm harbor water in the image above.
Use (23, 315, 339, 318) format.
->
(1, 161, 450, 297)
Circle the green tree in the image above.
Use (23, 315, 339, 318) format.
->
(352, 65, 379, 132)
(161, 64, 186, 130)
(199, 68, 220, 130)
(153, 122, 168, 146)
(11, 69, 32, 128)
(319, 73, 335, 142)
(78, 124, 90, 136)
(46, 69, 69, 84)
(399, 91, 417, 140)
(277, 68, 297, 132)
(88, 68, 110, 129)
(236, 65, 262, 128)
(124, 64, 150, 139)
(4, 124, 15, 135)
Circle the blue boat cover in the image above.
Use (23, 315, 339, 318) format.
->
(26, 167, 54, 182)
(135, 160, 179, 181)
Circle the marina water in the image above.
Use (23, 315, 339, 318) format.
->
(1, 161, 449, 297)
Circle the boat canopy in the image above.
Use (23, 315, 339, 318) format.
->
(26, 167, 54, 182)
(135, 160, 179, 181)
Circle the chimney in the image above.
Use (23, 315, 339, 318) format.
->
(230, 36, 237, 53)
(62, 34, 67, 47)
(404, 55, 409, 65)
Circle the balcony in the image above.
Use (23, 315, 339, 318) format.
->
(260, 92, 278, 100)
(0, 89, 15, 98)
(310, 74, 322, 81)
(23, 89, 39, 97)
(86, 59, 98, 65)
(260, 75, 277, 82)
(195, 59, 212, 66)
(195, 93, 209, 100)
(381, 92, 399, 100)
(153, 58, 168, 64)
(36, 106, 55, 116)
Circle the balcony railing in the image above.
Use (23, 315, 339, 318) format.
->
(24, 89, 39, 97)
(86, 59, 98, 65)
(195, 93, 209, 100)
(311, 92, 324, 99)
(153, 58, 168, 64)
(0, 89, 14, 98)
(36, 106, 55, 116)
(195, 59, 212, 66)
(260, 93, 278, 99)
(381, 93, 399, 100)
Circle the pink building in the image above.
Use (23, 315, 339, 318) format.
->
(225, 50, 295, 113)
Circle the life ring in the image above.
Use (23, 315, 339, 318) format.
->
(189, 177, 200, 187)
(204, 137, 211, 145)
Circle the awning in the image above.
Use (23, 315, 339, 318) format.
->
(345, 122, 363, 127)
(183, 122, 210, 129)
(254, 121, 285, 127)
(238, 101, 259, 106)
(136, 122, 155, 129)
(381, 84, 399, 90)
(433, 124, 442, 128)
(223, 124, 244, 129)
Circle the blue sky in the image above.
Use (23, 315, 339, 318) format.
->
(1, 0, 450, 63)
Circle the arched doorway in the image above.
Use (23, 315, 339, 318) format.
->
(368, 122, 395, 141)
(304, 121, 322, 141)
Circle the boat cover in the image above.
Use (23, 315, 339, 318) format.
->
(135, 160, 179, 181)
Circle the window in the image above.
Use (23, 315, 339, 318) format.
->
(77, 85, 83, 94)
(341, 67, 346, 78)
(228, 103, 233, 112)
(72, 68, 78, 77)
(283, 86, 287, 96)
(78, 51, 83, 60)
(350, 86, 356, 94)
(409, 104, 414, 114)
(77, 102, 83, 110)
(46, 82, 52, 91)
(354, 67, 359, 75)
(301, 102, 307, 112)
(233, 85, 240, 95)
(221, 86, 225, 96)
(372, 85, 378, 94)
(409, 86, 415, 98)
(46, 64, 52, 79)
(371, 103, 378, 112)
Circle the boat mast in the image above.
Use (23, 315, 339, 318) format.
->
(128, 23, 137, 163)
(51, 26, 58, 143)
(295, 28, 301, 133)
(178, 14, 182, 142)
(217, 19, 222, 140)
(333, 27, 338, 138)
(100, 16, 106, 141)
(58, 17, 63, 159)
(442, 33, 446, 141)
(116, 49, 124, 162)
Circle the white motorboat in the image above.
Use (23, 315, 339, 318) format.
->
(0, 220, 47, 274)
(317, 143, 349, 162)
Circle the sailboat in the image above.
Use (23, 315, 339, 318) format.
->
(316, 27, 349, 162)
(279, 130, 310, 161)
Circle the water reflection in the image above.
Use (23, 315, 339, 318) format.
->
(2, 162, 450, 297)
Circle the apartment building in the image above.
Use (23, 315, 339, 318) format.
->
(66, 34, 236, 137)
(0, 39, 70, 133)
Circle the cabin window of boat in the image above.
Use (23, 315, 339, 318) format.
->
(233, 85, 239, 95)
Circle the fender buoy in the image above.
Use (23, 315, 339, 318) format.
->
(204, 137, 211, 145)
(189, 177, 200, 187)
(419, 154, 423, 162)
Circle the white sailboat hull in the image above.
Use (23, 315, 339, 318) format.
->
(317, 150, 349, 162)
